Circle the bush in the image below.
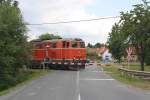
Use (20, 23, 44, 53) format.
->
(0, 0, 31, 91)
(0, 71, 33, 91)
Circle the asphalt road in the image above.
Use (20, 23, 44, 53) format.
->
(1, 63, 150, 100)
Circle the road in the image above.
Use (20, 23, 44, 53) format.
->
(0, 63, 150, 100)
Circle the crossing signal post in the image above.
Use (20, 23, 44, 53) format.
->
(126, 48, 132, 69)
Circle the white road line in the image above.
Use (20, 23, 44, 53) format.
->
(77, 71, 79, 90)
(78, 93, 81, 100)
(80, 78, 115, 81)
(91, 71, 101, 72)
(84, 70, 113, 74)
(77, 71, 81, 100)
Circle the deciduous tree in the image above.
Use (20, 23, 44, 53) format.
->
(39, 33, 62, 40)
(0, 0, 30, 90)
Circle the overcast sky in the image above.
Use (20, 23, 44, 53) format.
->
(18, 0, 143, 44)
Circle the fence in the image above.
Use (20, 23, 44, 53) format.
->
(118, 68, 150, 80)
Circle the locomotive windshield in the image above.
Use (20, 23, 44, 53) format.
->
(51, 42, 57, 48)
(80, 42, 85, 48)
(63, 41, 70, 48)
(72, 41, 77, 48)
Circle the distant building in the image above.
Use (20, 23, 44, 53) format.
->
(96, 47, 108, 57)
(102, 49, 112, 63)
(87, 46, 112, 61)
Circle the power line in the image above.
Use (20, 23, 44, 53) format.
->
(0, 16, 120, 27)
(26, 16, 120, 25)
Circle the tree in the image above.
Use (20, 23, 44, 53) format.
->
(108, 0, 150, 71)
(39, 33, 62, 40)
(94, 43, 104, 48)
(145, 45, 150, 65)
(108, 24, 126, 63)
(87, 43, 93, 48)
(86, 48, 98, 60)
(0, 0, 30, 90)
(119, 0, 150, 71)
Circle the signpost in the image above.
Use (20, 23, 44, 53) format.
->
(43, 45, 50, 70)
(126, 47, 132, 69)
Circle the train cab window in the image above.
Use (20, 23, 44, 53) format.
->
(51, 42, 56, 48)
(63, 41, 70, 48)
(72, 41, 77, 48)
(63, 41, 66, 48)
(80, 42, 85, 48)
(66, 42, 70, 48)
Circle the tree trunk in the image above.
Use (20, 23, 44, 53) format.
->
(140, 48, 145, 71)
(140, 58, 144, 71)
(118, 58, 121, 64)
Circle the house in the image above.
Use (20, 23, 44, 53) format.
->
(87, 46, 112, 61)
(102, 49, 112, 63)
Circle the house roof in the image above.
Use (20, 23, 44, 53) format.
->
(88, 47, 108, 54)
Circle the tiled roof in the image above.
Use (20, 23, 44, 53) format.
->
(88, 47, 108, 54)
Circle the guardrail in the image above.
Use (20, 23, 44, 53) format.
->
(118, 68, 150, 80)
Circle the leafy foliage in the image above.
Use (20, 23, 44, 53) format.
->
(87, 43, 105, 48)
(108, 24, 126, 63)
(94, 43, 105, 48)
(108, 0, 150, 70)
(86, 48, 98, 60)
(39, 33, 62, 40)
(145, 46, 150, 65)
(87, 43, 93, 48)
(0, 0, 31, 91)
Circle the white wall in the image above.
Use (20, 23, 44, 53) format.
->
(102, 50, 112, 61)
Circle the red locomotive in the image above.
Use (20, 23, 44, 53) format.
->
(31, 38, 86, 70)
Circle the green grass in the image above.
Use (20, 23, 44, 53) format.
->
(0, 70, 50, 96)
(102, 65, 150, 90)
(122, 63, 150, 72)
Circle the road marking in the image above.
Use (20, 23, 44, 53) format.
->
(85, 71, 100, 72)
(83, 71, 113, 73)
(77, 71, 79, 90)
(80, 78, 114, 81)
(77, 71, 81, 100)
(91, 71, 101, 72)
(78, 93, 81, 100)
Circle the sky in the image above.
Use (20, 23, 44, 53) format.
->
(18, 0, 143, 45)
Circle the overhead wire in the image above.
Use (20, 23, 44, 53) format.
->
(26, 16, 120, 25)
(0, 16, 120, 28)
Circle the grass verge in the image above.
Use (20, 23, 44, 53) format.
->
(102, 65, 150, 90)
(0, 70, 50, 96)
(122, 63, 150, 72)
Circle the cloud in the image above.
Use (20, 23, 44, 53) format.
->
(18, 0, 119, 44)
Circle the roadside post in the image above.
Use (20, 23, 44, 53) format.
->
(44, 45, 50, 70)
(126, 47, 132, 69)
